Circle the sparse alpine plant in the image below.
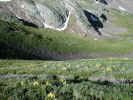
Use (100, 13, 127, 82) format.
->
(46, 81, 52, 86)
(96, 64, 101, 68)
(20, 81, 24, 86)
(33, 81, 39, 86)
(48, 92, 55, 99)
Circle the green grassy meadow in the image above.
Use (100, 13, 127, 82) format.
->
(1, 19, 133, 60)
(0, 59, 133, 100)
(1, 7, 133, 100)
(111, 9, 133, 38)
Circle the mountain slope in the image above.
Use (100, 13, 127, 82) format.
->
(0, 0, 133, 60)
(1, 19, 133, 60)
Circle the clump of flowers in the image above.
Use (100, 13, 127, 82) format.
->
(33, 81, 39, 86)
(106, 67, 112, 71)
(46, 81, 52, 86)
(20, 81, 24, 86)
(48, 92, 55, 99)
(96, 64, 101, 68)
(60, 79, 67, 85)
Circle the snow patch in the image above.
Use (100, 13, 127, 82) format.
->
(119, 6, 127, 12)
(83, 8, 92, 13)
(0, 0, 11, 2)
(21, 5, 25, 9)
(95, 1, 99, 4)
(94, 38, 98, 40)
(44, 11, 71, 31)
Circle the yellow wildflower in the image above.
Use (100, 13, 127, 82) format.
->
(60, 79, 66, 85)
(106, 67, 112, 71)
(96, 64, 101, 68)
(20, 81, 24, 86)
(48, 92, 55, 98)
(46, 81, 51, 86)
(33, 81, 39, 86)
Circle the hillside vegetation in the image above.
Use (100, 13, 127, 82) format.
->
(1, 19, 133, 60)
(0, 59, 133, 100)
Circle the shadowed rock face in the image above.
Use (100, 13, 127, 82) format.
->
(83, 9, 103, 35)
(96, 0, 108, 5)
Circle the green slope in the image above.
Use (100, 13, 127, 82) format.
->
(0, 19, 133, 60)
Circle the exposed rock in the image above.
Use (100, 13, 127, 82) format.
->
(0, 0, 132, 37)
(0, 0, 90, 32)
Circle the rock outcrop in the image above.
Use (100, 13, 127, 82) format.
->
(0, 0, 92, 31)
(0, 0, 132, 37)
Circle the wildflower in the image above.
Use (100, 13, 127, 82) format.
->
(33, 81, 39, 86)
(20, 81, 24, 86)
(46, 81, 52, 86)
(96, 64, 101, 68)
(106, 67, 112, 71)
(48, 92, 55, 98)
(60, 79, 66, 85)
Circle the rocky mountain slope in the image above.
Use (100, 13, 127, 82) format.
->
(0, 0, 132, 38)
(0, 0, 133, 60)
(0, 0, 90, 32)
